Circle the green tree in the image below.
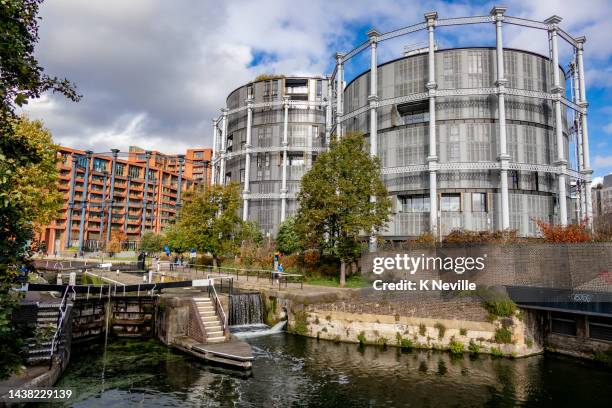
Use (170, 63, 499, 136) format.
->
(1, 0, 79, 379)
(175, 183, 244, 268)
(241, 220, 263, 246)
(276, 216, 302, 255)
(139, 231, 163, 254)
(163, 224, 189, 254)
(295, 132, 391, 286)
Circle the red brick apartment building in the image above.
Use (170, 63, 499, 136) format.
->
(39, 145, 212, 255)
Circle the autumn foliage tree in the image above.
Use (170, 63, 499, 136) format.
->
(1, 0, 80, 379)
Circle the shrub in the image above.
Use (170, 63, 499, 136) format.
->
(443, 229, 518, 245)
(534, 219, 592, 243)
(525, 337, 534, 348)
(483, 299, 517, 319)
(459, 328, 467, 336)
(414, 231, 436, 247)
(490, 347, 503, 357)
(276, 217, 302, 255)
(400, 338, 413, 350)
(303, 249, 320, 267)
(357, 331, 366, 345)
(449, 340, 464, 355)
(434, 322, 446, 339)
(377, 337, 388, 347)
(495, 327, 513, 344)
(593, 349, 612, 366)
(419, 323, 426, 336)
(468, 340, 481, 354)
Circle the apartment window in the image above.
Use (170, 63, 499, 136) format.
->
(507, 125, 518, 161)
(76, 155, 88, 168)
(312, 125, 320, 139)
(400, 195, 430, 212)
(114, 162, 125, 176)
(240, 169, 245, 183)
(523, 54, 534, 90)
(440, 194, 461, 211)
(472, 193, 487, 212)
(316, 80, 323, 98)
(128, 166, 140, 179)
(93, 158, 108, 173)
(194, 152, 204, 158)
(288, 153, 304, 166)
(247, 85, 254, 98)
(509, 170, 519, 189)
(524, 127, 537, 163)
(467, 124, 491, 161)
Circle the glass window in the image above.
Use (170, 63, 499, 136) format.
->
(472, 193, 487, 212)
(114, 162, 125, 175)
(128, 166, 141, 179)
(316, 80, 322, 97)
(93, 158, 108, 173)
(440, 194, 461, 211)
(400, 195, 430, 212)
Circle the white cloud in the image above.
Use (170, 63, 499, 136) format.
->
(19, 0, 612, 153)
(594, 155, 612, 168)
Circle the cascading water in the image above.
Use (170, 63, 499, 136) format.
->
(229, 293, 264, 326)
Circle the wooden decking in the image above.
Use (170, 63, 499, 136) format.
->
(172, 336, 253, 370)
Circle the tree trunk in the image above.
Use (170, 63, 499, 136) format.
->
(340, 261, 346, 287)
(212, 256, 218, 271)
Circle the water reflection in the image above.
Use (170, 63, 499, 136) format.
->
(54, 335, 612, 407)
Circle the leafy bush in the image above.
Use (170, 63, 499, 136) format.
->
(534, 219, 592, 243)
(449, 340, 464, 355)
(443, 229, 518, 245)
(401, 338, 413, 350)
(468, 340, 481, 354)
(303, 250, 320, 267)
(483, 299, 517, 319)
(357, 331, 366, 345)
(495, 327, 513, 344)
(459, 328, 468, 336)
(419, 323, 426, 336)
(490, 347, 503, 357)
(593, 349, 612, 366)
(414, 231, 436, 247)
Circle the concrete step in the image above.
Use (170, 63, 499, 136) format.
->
(199, 311, 215, 316)
(204, 325, 222, 332)
(192, 297, 210, 301)
(201, 315, 218, 321)
(207, 330, 223, 337)
(206, 336, 226, 343)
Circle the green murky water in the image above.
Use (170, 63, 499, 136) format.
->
(52, 335, 612, 407)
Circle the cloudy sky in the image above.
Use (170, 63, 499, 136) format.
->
(21, 0, 612, 180)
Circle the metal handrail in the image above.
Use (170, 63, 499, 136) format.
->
(208, 282, 228, 336)
(48, 285, 71, 365)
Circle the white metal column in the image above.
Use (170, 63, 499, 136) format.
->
(325, 76, 332, 147)
(211, 118, 218, 185)
(571, 61, 585, 221)
(492, 6, 510, 230)
(335, 52, 345, 139)
(368, 28, 380, 252)
(425, 12, 438, 235)
(546, 16, 568, 225)
(243, 98, 253, 221)
(576, 36, 593, 226)
(220, 108, 228, 186)
(281, 96, 289, 222)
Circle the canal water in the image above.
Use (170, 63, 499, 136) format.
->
(54, 334, 612, 407)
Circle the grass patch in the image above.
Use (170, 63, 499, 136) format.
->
(490, 347, 503, 357)
(290, 310, 309, 336)
(594, 349, 612, 366)
(468, 340, 480, 354)
(483, 299, 517, 319)
(449, 340, 464, 355)
(494, 327, 513, 344)
(305, 275, 369, 288)
(357, 331, 366, 345)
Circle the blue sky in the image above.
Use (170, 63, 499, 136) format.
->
(22, 0, 612, 182)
